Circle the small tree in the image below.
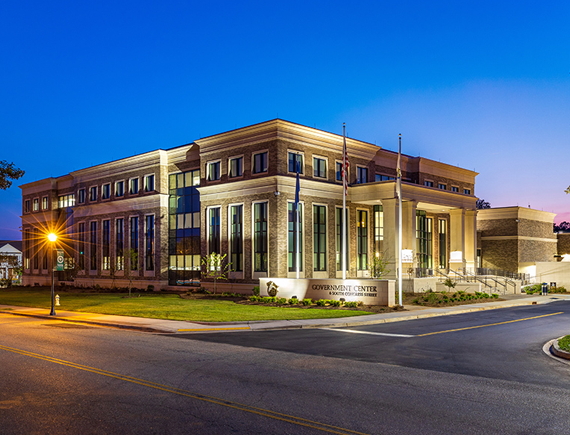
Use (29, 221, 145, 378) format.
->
(201, 253, 231, 294)
(370, 252, 391, 278)
(476, 199, 491, 209)
(443, 278, 456, 292)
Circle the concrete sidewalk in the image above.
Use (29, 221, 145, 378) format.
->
(1, 293, 569, 334)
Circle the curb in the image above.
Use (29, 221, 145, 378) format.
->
(551, 337, 570, 360)
(0, 295, 565, 334)
(252, 298, 559, 331)
(0, 309, 168, 333)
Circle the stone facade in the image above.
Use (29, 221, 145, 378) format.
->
(21, 119, 479, 290)
(477, 207, 557, 274)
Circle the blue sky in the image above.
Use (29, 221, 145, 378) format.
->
(1, 0, 569, 239)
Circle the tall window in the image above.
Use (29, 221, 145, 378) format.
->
(373, 205, 383, 254)
(102, 184, 110, 200)
(145, 174, 155, 192)
(33, 228, 39, 268)
(288, 202, 303, 272)
(336, 162, 343, 182)
(357, 167, 368, 184)
(115, 181, 124, 197)
(24, 229, 30, 269)
(33, 198, 39, 211)
(288, 152, 303, 173)
(116, 218, 124, 271)
(102, 220, 110, 270)
(313, 205, 326, 271)
(42, 247, 47, 270)
(78, 222, 85, 269)
(78, 189, 86, 204)
(89, 186, 97, 201)
(208, 208, 220, 254)
(130, 178, 139, 194)
(253, 152, 267, 174)
(254, 202, 268, 272)
(313, 157, 326, 178)
(207, 161, 221, 181)
(424, 181, 434, 187)
(416, 211, 433, 269)
(439, 219, 447, 269)
(357, 210, 368, 270)
(229, 157, 243, 178)
(336, 208, 349, 271)
(145, 215, 155, 270)
(130, 216, 139, 271)
(230, 205, 243, 272)
(42, 197, 48, 210)
(168, 170, 201, 286)
(24, 200, 30, 213)
(90, 222, 97, 270)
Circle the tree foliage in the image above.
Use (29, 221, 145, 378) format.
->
(0, 161, 25, 190)
(476, 199, 491, 209)
(554, 221, 570, 233)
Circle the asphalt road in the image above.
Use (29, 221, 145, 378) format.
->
(1, 302, 570, 434)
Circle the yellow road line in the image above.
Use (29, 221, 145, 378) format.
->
(0, 344, 368, 435)
(417, 312, 563, 337)
(177, 327, 251, 332)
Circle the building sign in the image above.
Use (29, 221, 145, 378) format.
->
(56, 250, 65, 271)
(401, 249, 414, 262)
(259, 278, 396, 306)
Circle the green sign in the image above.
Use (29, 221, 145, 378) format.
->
(56, 249, 65, 271)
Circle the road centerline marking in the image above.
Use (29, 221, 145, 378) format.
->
(320, 328, 415, 338)
(0, 343, 369, 435)
(417, 312, 564, 337)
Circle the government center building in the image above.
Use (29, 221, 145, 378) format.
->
(20, 119, 479, 290)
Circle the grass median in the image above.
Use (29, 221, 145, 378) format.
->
(0, 288, 373, 322)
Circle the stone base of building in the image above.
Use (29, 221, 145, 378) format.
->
(259, 278, 396, 306)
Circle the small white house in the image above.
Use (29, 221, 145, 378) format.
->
(0, 241, 22, 282)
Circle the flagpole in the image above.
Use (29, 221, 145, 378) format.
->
(397, 133, 403, 306)
(296, 153, 301, 279)
(342, 124, 347, 280)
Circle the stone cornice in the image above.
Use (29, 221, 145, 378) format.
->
(477, 207, 556, 223)
(481, 235, 557, 242)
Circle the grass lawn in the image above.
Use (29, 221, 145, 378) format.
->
(0, 288, 373, 322)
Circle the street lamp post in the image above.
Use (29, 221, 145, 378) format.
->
(48, 233, 57, 316)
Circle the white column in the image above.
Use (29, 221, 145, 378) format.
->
(449, 208, 466, 271)
(464, 210, 477, 271)
(382, 198, 399, 280)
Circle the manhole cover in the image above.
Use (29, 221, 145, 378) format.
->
(42, 323, 92, 329)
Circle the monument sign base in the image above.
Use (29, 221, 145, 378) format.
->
(259, 278, 396, 307)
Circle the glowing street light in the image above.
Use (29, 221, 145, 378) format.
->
(48, 233, 57, 316)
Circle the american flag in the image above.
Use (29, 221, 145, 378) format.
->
(342, 133, 349, 196)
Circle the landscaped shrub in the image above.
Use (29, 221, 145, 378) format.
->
(147, 285, 155, 292)
(344, 301, 358, 308)
(276, 297, 287, 305)
(288, 298, 299, 305)
(316, 299, 327, 306)
(558, 335, 570, 352)
(249, 296, 260, 302)
(330, 300, 342, 307)
(302, 298, 312, 306)
(491, 294, 499, 299)
(252, 286, 260, 296)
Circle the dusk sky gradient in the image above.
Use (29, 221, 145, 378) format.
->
(1, 0, 569, 240)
